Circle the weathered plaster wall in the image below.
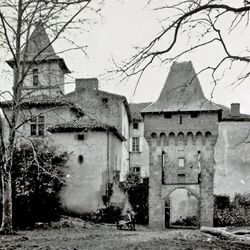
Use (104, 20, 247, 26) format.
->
(22, 61, 64, 96)
(214, 122, 250, 197)
(129, 121, 149, 177)
(51, 131, 122, 214)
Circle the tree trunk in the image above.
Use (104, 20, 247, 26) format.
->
(201, 226, 250, 245)
(0, 166, 13, 234)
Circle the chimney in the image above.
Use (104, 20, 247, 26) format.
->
(231, 103, 240, 117)
(75, 78, 98, 91)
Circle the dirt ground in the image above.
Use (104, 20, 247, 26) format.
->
(1, 219, 250, 250)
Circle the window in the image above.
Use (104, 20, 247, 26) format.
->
(133, 122, 138, 129)
(178, 174, 185, 183)
(179, 115, 182, 124)
(30, 115, 45, 136)
(164, 113, 172, 119)
(131, 166, 141, 175)
(178, 158, 185, 168)
(191, 112, 198, 118)
(33, 68, 38, 86)
(102, 97, 108, 106)
(78, 155, 84, 164)
(132, 137, 140, 152)
(77, 134, 84, 140)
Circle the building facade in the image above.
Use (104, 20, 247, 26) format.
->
(140, 62, 221, 229)
(1, 23, 131, 215)
(130, 64, 250, 229)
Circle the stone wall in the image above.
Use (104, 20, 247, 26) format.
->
(145, 112, 219, 229)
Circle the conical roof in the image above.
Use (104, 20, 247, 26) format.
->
(7, 22, 70, 73)
(142, 61, 220, 113)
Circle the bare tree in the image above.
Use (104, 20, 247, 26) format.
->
(0, 0, 101, 234)
(118, 1, 250, 95)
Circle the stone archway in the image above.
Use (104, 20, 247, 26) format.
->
(162, 185, 200, 228)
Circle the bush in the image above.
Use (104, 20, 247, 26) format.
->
(214, 193, 250, 227)
(120, 173, 149, 225)
(0, 141, 69, 229)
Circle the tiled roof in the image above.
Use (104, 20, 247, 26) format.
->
(0, 95, 84, 116)
(48, 115, 125, 141)
(6, 23, 70, 73)
(65, 88, 132, 122)
(142, 62, 221, 113)
(130, 102, 151, 121)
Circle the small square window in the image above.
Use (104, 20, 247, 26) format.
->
(191, 112, 198, 118)
(133, 122, 138, 129)
(164, 113, 172, 119)
(77, 134, 84, 140)
(102, 98, 108, 106)
(130, 166, 141, 175)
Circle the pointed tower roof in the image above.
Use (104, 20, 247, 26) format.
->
(7, 22, 70, 73)
(142, 61, 220, 113)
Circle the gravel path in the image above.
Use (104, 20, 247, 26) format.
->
(1, 222, 250, 250)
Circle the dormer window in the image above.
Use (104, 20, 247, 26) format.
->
(33, 68, 38, 86)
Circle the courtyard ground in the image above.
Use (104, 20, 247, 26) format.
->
(1, 218, 250, 250)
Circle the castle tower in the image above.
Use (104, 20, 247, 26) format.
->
(7, 23, 70, 97)
(142, 62, 221, 229)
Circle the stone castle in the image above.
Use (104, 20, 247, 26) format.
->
(1, 23, 250, 229)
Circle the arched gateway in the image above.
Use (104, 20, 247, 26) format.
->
(141, 62, 221, 229)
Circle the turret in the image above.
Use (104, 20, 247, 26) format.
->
(6, 22, 70, 97)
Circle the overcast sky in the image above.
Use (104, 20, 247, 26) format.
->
(1, 0, 250, 114)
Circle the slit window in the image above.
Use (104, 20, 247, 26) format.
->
(179, 116, 182, 124)
(102, 98, 108, 106)
(33, 68, 39, 86)
(78, 155, 84, 164)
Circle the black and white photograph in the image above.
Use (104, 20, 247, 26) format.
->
(1, 0, 250, 249)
